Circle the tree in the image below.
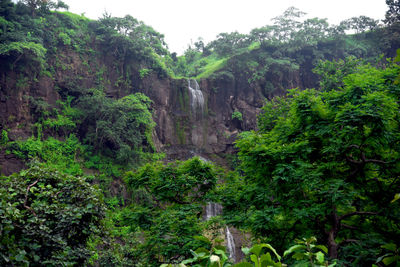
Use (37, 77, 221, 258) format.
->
(123, 157, 222, 265)
(78, 91, 155, 164)
(271, 6, 306, 42)
(125, 157, 219, 205)
(339, 16, 380, 33)
(0, 161, 106, 265)
(0, 41, 46, 69)
(208, 31, 250, 56)
(20, 0, 68, 16)
(234, 62, 400, 263)
(294, 18, 331, 45)
(385, 0, 400, 25)
(312, 56, 363, 91)
(250, 25, 278, 44)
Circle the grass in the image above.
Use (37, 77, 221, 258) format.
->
(196, 57, 229, 79)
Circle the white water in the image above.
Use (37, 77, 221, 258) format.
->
(204, 202, 223, 220)
(204, 203, 237, 262)
(226, 226, 236, 263)
(188, 79, 204, 115)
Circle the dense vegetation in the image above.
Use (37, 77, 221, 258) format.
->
(1, 0, 400, 266)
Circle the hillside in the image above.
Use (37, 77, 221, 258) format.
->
(1, 0, 400, 266)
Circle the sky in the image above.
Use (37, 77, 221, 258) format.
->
(63, 0, 388, 54)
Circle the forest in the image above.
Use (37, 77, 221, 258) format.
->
(0, 0, 400, 266)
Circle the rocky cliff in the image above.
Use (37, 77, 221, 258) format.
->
(1, 42, 315, 173)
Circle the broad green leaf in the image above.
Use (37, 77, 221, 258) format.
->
(260, 252, 275, 267)
(315, 251, 325, 264)
(381, 243, 397, 252)
(283, 245, 306, 257)
(213, 248, 228, 262)
(264, 244, 281, 261)
(250, 254, 260, 267)
(391, 193, 400, 203)
(260, 252, 272, 262)
(292, 252, 305, 260)
(376, 253, 392, 263)
(382, 255, 398, 265)
(242, 247, 251, 255)
(250, 244, 265, 257)
(182, 258, 197, 264)
(315, 245, 328, 254)
(195, 247, 210, 255)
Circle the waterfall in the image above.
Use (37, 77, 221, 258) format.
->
(204, 202, 223, 220)
(226, 226, 236, 263)
(204, 203, 237, 262)
(188, 79, 204, 115)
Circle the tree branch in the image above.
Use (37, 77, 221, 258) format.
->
(346, 155, 362, 165)
(341, 223, 358, 230)
(339, 211, 378, 221)
(364, 158, 389, 164)
(24, 179, 39, 216)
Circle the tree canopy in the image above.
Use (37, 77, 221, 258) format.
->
(230, 61, 400, 264)
(0, 162, 105, 265)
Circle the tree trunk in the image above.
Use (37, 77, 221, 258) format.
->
(327, 209, 339, 259)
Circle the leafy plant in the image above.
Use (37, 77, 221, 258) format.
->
(241, 243, 283, 267)
(233, 62, 400, 264)
(376, 243, 400, 266)
(232, 111, 243, 121)
(0, 130, 8, 146)
(283, 237, 335, 267)
(0, 161, 106, 265)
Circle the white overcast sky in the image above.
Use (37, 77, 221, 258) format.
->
(62, 0, 388, 54)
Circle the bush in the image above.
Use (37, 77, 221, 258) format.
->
(0, 161, 106, 266)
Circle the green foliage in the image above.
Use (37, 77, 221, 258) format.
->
(125, 157, 218, 204)
(196, 57, 229, 79)
(42, 98, 82, 137)
(0, 41, 46, 68)
(173, 237, 337, 267)
(232, 111, 243, 121)
(10, 134, 84, 175)
(0, 130, 9, 146)
(283, 237, 334, 267)
(122, 157, 223, 266)
(376, 243, 400, 266)
(0, 161, 106, 266)
(139, 68, 151, 79)
(241, 243, 283, 267)
(232, 62, 400, 264)
(385, 0, 400, 25)
(78, 90, 155, 164)
(313, 56, 363, 91)
(176, 247, 232, 267)
(58, 31, 71, 45)
(91, 13, 171, 77)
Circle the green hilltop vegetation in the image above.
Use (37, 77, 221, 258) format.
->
(1, 0, 400, 266)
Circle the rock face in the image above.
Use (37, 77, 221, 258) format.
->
(0, 45, 311, 172)
(143, 74, 262, 161)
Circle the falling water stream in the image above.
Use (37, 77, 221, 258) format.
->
(204, 202, 223, 220)
(204, 203, 237, 262)
(225, 226, 236, 263)
(188, 79, 204, 115)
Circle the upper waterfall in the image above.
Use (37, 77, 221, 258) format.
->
(204, 202, 223, 220)
(187, 79, 204, 116)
